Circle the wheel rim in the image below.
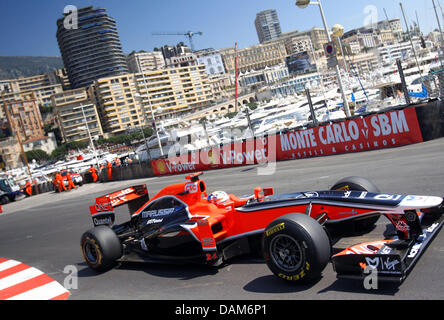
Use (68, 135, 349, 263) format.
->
(83, 241, 99, 264)
(270, 234, 303, 272)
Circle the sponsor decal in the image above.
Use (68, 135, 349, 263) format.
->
(146, 218, 163, 225)
(303, 191, 319, 198)
(277, 262, 310, 281)
(185, 182, 198, 194)
(374, 194, 403, 201)
(365, 256, 400, 272)
(265, 222, 285, 236)
(407, 222, 439, 258)
(142, 208, 175, 218)
(93, 216, 113, 226)
(94, 202, 112, 213)
(156, 161, 167, 174)
(404, 195, 424, 201)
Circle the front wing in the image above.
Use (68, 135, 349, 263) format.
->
(332, 212, 444, 282)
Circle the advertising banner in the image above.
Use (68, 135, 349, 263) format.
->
(152, 107, 423, 176)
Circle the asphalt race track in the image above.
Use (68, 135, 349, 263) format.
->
(1, 137, 444, 301)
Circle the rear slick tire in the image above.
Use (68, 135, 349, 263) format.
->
(81, 225, 122, 272)
(262, 213, 331, 284)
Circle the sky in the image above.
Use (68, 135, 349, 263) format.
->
(0, 0, 442, 57)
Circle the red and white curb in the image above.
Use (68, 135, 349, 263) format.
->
(0, 258, 70, 300)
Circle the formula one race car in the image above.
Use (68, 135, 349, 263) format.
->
(80, 172, 444, 284)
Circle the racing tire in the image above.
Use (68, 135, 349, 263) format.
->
(330, 176, 381, 232)
(330, 176, 380, 194)
(80, 226, 123, 272)
(263, 213, 331, 284)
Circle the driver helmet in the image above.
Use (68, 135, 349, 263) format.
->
(207, 191, 230, 204)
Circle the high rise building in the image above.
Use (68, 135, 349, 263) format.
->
(56, 6, 129, 89)
(255, 9, 282, 43)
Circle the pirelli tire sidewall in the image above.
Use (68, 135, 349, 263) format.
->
(262, 213, 331, 283)
(80, 225, 122, 272)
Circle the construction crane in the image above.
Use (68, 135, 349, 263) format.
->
(152, 31, 203, 51)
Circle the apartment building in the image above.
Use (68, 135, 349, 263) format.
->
(220, 42, 287, 74)
(298, 27, 330, 50)
(255, 9, 282, 43)
(92, 73, 143, 134)
(0, 137, 22, 170)
(92, 65, 213, 134)
(127, 51, 166, 73)
(52, 88, 103, 143)
(0, 80, 11, 93)
(196, 50, 226, 75)
(8, 70, 68, 92)
(165, 53, 198, 68)
(135, 65, 213, 120)
(2, 91, 45, 143)
(341, 51, 379, 74)
(239, 64, 290, 90)
(1, 70, 68, 111)
(342, 28, 380, 51)
(376, 18, 403, 41)
(342, 25, 398, 55)
(207, 74, 233, 101)
(0, 84, 64, 116)
(283, 34, 313, 56)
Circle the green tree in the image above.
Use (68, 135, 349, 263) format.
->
(25, 149, 50, 162)
(50, 141, 89, 160)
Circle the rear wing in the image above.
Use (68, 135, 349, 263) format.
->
(89, 185, 149, 227)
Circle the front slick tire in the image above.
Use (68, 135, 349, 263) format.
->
(81, 225, 122, 272)
(263, 213, 331, 284)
